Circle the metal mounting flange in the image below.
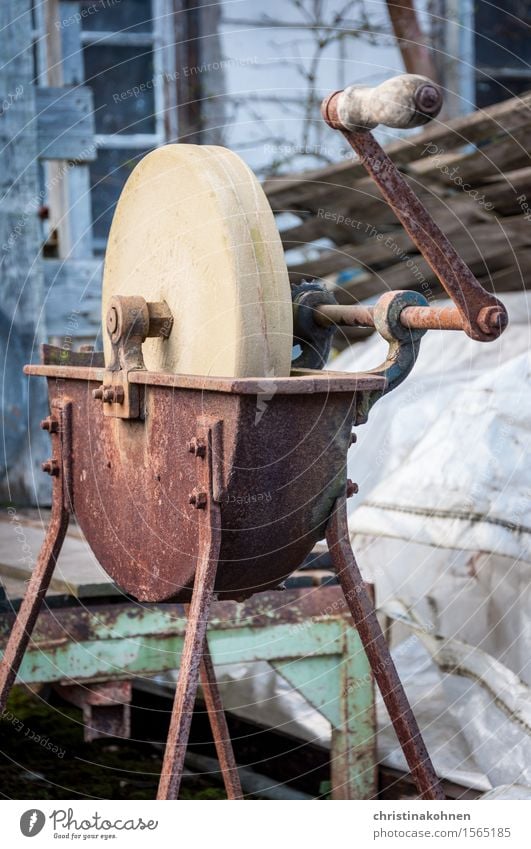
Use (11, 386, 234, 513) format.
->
(93, 295, 173, 419)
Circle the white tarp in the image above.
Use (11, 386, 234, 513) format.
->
(334, 292, 531, 681)
(336, 292, 531, 563)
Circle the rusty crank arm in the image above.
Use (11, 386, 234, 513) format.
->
(320, 75, 508, 342)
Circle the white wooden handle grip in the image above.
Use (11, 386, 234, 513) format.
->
(331, 74, 442, 131)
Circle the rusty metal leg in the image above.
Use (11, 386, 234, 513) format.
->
(200, 638, 243, 799)
(326, 496, 445, 800)
(157, 418, 222, 800)
(0, 402, 71, 713)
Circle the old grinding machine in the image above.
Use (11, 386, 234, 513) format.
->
(0, 75, 508, 800)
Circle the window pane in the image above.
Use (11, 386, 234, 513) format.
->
(80, 0, 153, 33)
(90, 147, 148, 243)
(84, 45, 156, 134)
(476, 76, 531, 109)
(475, 1, 531, 70)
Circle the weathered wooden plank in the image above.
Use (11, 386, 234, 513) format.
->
(0, 0, 49, 504)
(41, 344, 104, 367)
(43, 258, 102, 338)
(479, 167, 531, 215)
(55, 1, 95, 258)
(290, 219, 531, 292)
(331, 248, 531, 310)
(282, 176, 487, 250)
(35, 86, 95, 161)
(0, 515, 119, 598)
(409, 123, 531, 185)
(264, 90, 531, 208)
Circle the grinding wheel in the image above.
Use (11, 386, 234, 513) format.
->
(102, 144, 293, 377)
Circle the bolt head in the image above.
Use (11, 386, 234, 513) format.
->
(187, 437, 206, 458)
(189, 489, 207, 508)
(40, 416, 58, 433)
(349, 431, 357, 446)
(92, 387, 104, 400)
(106, 306, 119, 335)
(346, 479, 359, 498)
(477, 305, 508, 336)
(41, 459, 59, 477)
(414, 83, 442, 116)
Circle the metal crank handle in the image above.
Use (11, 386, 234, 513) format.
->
(321, 76, 508, 342)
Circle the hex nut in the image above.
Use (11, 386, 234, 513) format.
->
(187, 437, 206, 458)
(40, 416, 59, 433)
(477, 305, 508, 336)
(113, 385, 125, 404)
(346, 479, 359, 497)
(189, 489, 207, 508)
(41, 458, 60, 477)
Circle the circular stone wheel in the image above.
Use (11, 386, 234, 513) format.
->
(101, 144, 293, 378)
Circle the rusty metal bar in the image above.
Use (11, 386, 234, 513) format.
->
(157, 418, 222, 800)
(326, 496, 445, 800)
(314, 303, 467, 332)
(200, 638, 243, 799)
(0, 401, 71, 713)
(314, 304, 376, 328)
(399, 305, 465, 331)
(24, 360, 385, 394)
(321, 94, 507, 342)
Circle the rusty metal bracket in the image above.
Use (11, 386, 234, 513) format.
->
(294, 286, 427, 424)
(326, 495, 445, 800)
(355, 290, 428, 424)
(292, 281, 338, 369)
(94, 296, 173, 420)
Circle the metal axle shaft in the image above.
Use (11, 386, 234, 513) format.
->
(314, 303, 484, 332)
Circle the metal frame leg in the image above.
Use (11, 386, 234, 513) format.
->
(200, 638, 243, 799)
(326, 496, 445, 800)
(0, 401, 71, 713)
(157, 418, 223, 800)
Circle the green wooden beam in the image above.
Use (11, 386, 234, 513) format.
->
(273, 624, 376, 799)
(15, 621, 346, 684)
(330, 625, 376, 799)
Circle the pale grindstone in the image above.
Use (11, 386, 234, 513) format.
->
(102, 144, 292, 378)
